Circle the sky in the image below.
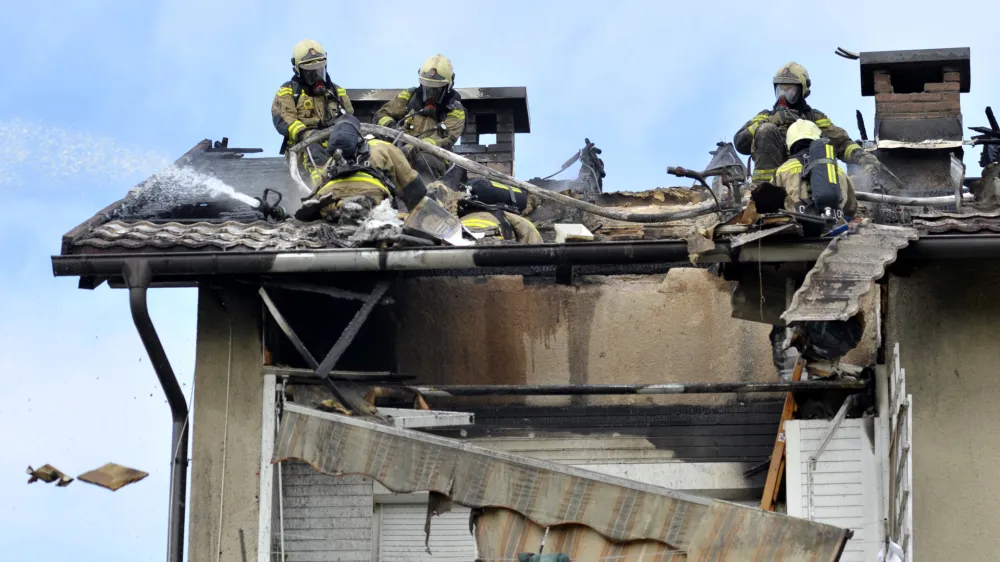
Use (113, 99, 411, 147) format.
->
(2, 1, 1000, 560)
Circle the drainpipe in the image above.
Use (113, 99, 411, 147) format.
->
(124, 260, 189, 562)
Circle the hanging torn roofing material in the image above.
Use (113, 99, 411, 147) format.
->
(274, 403, 851, 562)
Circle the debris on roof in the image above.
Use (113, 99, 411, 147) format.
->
(26, 464, 74, 487)
(77, 463, 149, 491)
(783, 223, 919, 323)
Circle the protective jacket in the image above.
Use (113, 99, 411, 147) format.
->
(734, 101, 861, 183)
(373, 88, 466, 149)
(271, 76, 354, 151)
(307, 139, 420, 220)
(772, 153, 858, 217)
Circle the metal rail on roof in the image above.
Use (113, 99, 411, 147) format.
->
(412, 380, 867, 397)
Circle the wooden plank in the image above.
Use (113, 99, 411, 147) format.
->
(258, 374, 276, 562)
(760, 358, 803, 511)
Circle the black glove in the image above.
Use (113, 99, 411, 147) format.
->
(769, 107, 796, 127)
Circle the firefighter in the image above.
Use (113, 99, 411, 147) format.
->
(272, 39, 354, 188)
(373, 54, 466, 182)
(457, 179, 543, 244)
(734, 62, 874, 184)
(295, 116, 427, 221)
(771, 120, 858, 217)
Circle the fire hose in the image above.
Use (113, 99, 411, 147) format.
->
(286, 125, 965, 219)
(286, 125, 721, 224)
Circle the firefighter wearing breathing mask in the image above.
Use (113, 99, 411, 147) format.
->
(272, 39, 355, 187)
(373, 54, 467, 182)
(771, 120, 858, 218)
(735, 62, 870, 185)
(296, 115, 429, 222)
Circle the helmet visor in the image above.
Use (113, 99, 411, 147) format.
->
(422, 85, 446, 102)
(775, 84, 801, 104)
(300, 59, 327, 90)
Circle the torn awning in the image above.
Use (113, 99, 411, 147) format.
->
(275, 404, 850, 561)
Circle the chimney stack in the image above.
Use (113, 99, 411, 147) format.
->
(859, 48, 970, 204)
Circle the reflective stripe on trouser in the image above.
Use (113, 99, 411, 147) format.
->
(462, 213, 504, 238)
(314, 175, 392, 220)
(750, 123, 787, 184)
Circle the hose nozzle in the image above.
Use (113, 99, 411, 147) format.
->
(255, 188, 287, 221)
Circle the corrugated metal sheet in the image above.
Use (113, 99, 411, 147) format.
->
(785, 420, 881, 562)
(72, 220, 337, 252)
(276, 404, 850, 561)
(913, 209, 1000, 233)
(279, 462, 373, 562)
(783, 223, 919, 322)
(379, 504, 476, 562)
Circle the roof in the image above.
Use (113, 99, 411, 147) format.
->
(71, 219, 340, 253)
(277, 403, 850, 560)
(56, 138, 718, 263)
(52, 135, 1000, 289)
(913, 209, 1000, 233)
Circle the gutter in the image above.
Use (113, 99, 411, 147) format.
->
(51, 239, 795, 279)
(123, 261, 189, 562)
(52, 234, 1000, 280)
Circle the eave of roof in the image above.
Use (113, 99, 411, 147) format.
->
(51, 233, 1000, 286)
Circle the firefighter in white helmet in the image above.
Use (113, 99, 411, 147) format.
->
(771, 119, 858, 217)
(735, 62, 870, 184)
(271, 39, 354, 187)
(373, 54, 467, 182)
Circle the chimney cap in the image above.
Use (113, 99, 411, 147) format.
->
(859, 47, 970, 96)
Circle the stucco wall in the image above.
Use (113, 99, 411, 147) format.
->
(395, 269, 876, 405)
(887, 260, 1000, 560)
(188, 287, 263, 562)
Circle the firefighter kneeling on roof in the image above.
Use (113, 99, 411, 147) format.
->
(772, 119, 858, 218)
(457, 179, 542, 244)
(295, 115, 428, 221)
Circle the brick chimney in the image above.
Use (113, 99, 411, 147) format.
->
(859, 48, 970, 200)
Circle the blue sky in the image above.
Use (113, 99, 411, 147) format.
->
(2, 2, 999, 560)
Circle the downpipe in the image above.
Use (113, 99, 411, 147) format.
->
(124, 260, 189, 562)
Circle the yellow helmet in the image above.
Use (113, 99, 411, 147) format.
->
(418, 54, 455, 89)
(773, 62, 811, 98)
(292, 39, 327, 75)
(786, 119, 822, 150)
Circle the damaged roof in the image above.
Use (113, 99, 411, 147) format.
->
(912, 209, 1000, 233)
(56, 138, 713, 259)
(52, 132, 1000, 287)
(782, 223, 919, 323)
(277, 403, 851, 561)
(72, 220, 341, 253)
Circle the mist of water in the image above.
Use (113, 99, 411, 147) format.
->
(0, 119, 170, 187)
(0, 119, 260, 214)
